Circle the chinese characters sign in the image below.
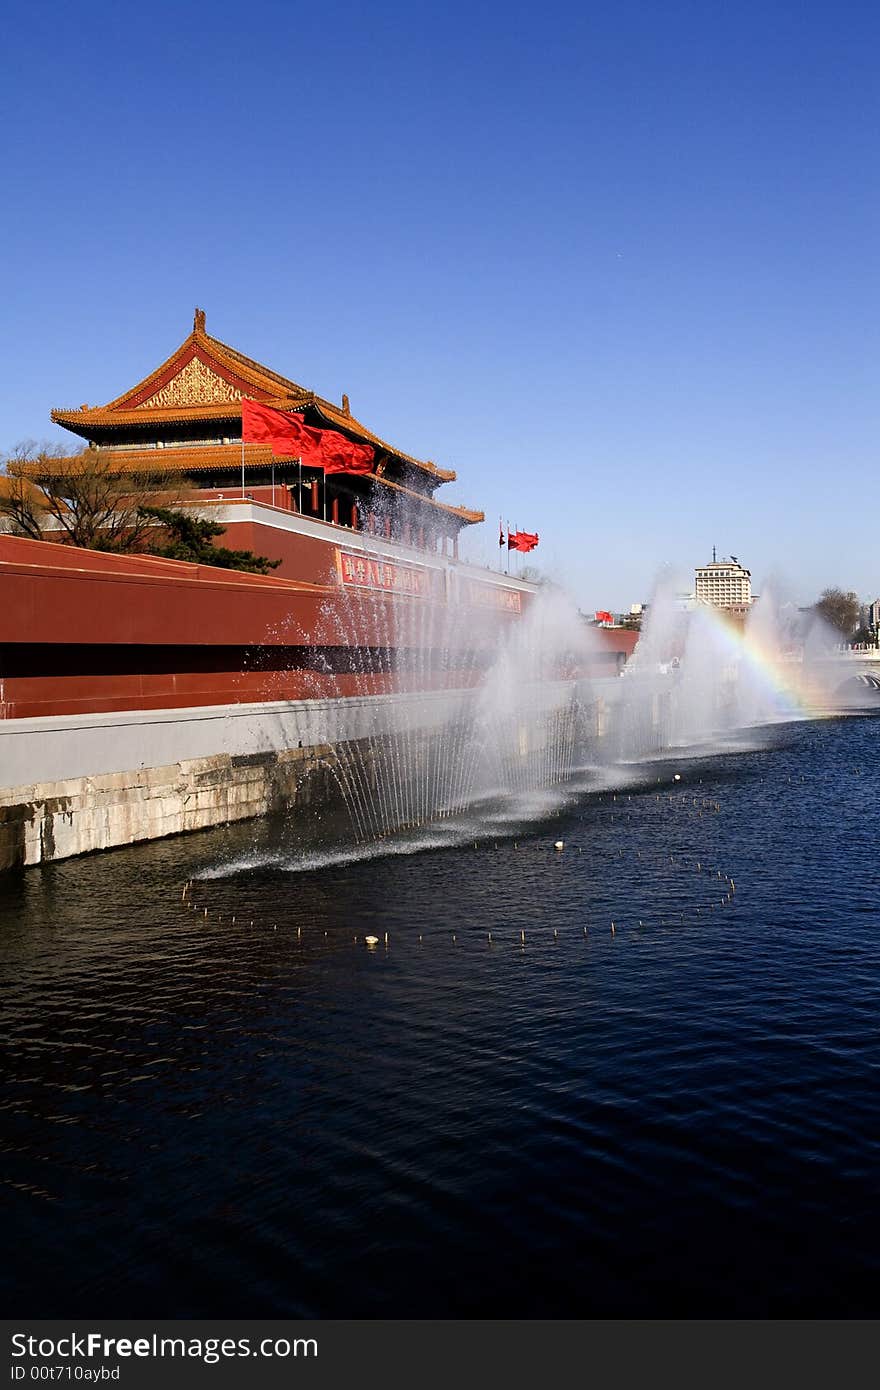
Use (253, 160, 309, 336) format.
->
(464, 581, 521, 613)
(337, 550, 438, 598)
(337, 550, 522, 613)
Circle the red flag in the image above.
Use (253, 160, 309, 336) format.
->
(241, 399, 319, 460)
(241, 399, 374, 474)
(508, 530, 539, 553)
(318, 428, 375, 476)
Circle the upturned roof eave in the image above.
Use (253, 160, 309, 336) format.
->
(50, 397, 458, 485)
(50, 402, 249, 433)
(19, 447, 482, 525)
(49, 315, 457, 485)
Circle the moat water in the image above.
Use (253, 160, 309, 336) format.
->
(2, 714, 879, 1317)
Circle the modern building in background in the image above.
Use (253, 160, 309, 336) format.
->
(694, 553, 753, 613)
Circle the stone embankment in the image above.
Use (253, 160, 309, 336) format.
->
(0, 687, 618, 871)
(0, 746, 332, 870)
(0, 693, 423, 871)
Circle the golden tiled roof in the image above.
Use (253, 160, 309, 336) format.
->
(17, 446, 481, 525)
(50, 311, 456, 484)
(376, 475, 484, 524)
(51, 403, 248, 428)
(17, 444, 281, 477)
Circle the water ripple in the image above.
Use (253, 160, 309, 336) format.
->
(2, 717, 880, 1314)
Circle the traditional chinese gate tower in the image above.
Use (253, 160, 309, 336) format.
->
(32, 309, 482, 564)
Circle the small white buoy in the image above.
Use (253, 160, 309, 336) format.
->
(674, 773, 681, 781)
(365, 935, 379, 947)
(554, 840, 564, 851)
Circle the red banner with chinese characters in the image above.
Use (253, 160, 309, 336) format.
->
(465, 581, 522, 613)
(337, 550, 439, 598)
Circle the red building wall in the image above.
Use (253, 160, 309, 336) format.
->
(0, 536, 638, 719)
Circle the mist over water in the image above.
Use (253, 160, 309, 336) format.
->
(227, 566, 871, 875)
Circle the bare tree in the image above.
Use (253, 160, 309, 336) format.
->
(0, 442, 70, 538)
(0, 473, 48, 539)
(814, 587, 860, 638)
(520, 564, 551, 587)
(1, 443, 191, 551)
(3, 440, 65, 468)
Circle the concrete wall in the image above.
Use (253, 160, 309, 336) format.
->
(0, 691, 467, 788)
(0, 691, 469, 870)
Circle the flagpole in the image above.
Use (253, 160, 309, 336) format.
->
(241, 433, 245, 498)
(298, 459, 302, 514)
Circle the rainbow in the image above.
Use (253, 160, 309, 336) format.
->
(690, 602, 829, 721)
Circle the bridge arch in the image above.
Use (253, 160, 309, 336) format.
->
(834, 671, 880, 698)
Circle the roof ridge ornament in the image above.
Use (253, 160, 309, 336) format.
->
(342, 393, 350, 415)
(193, 307, 206, 333)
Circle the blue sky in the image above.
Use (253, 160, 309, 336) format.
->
(1, 0, 877, 609)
